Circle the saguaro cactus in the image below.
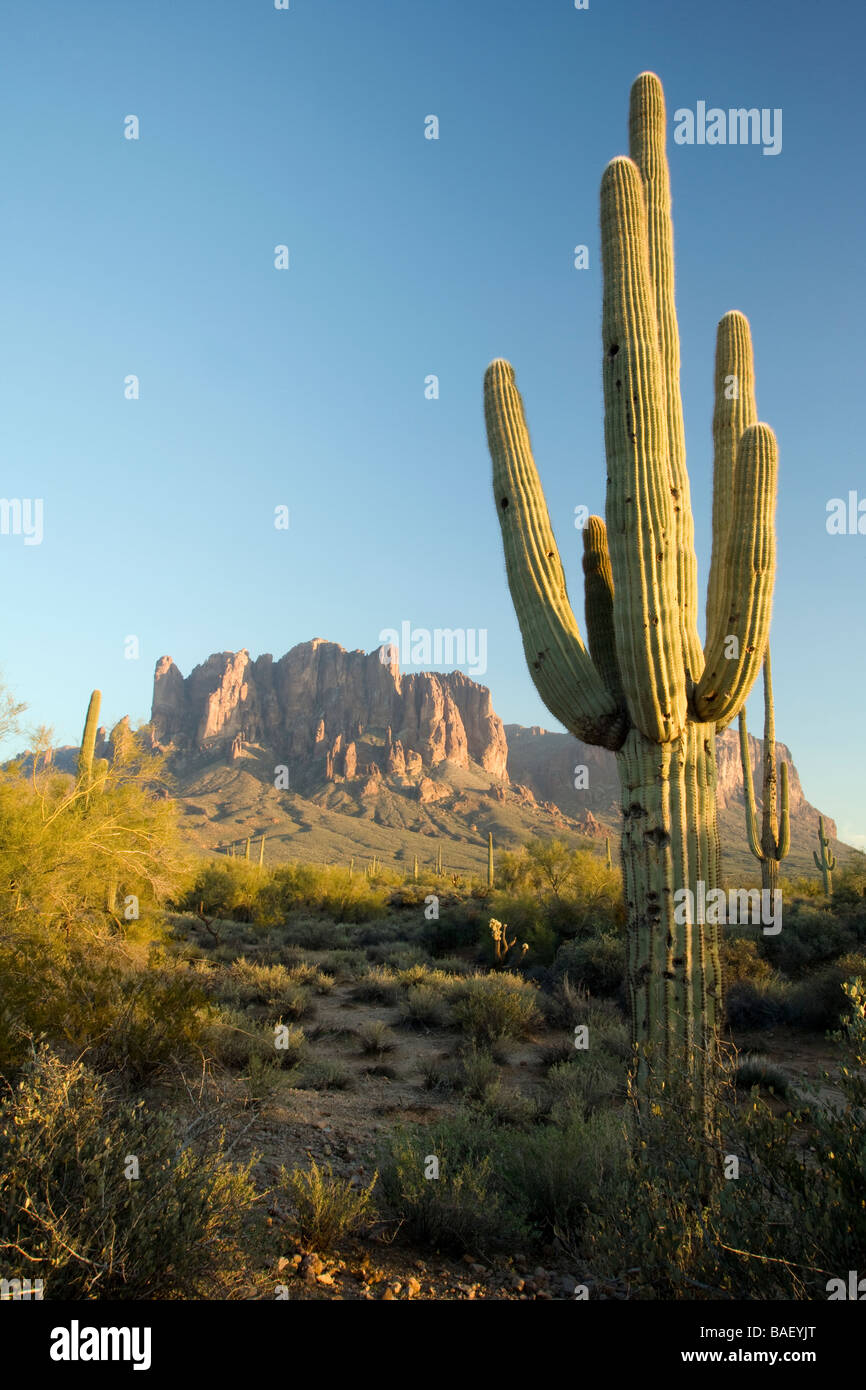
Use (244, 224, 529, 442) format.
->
(605, 836, 612, 872)
(739, 649, 790, 896)
(258, 834, 266, 867)
(483, 73, 778, 1114)
(78, 690, 101, 785)
(487, 831, 495, 889)
(78, 690, 102, 806)
(813, 815, 836, 897)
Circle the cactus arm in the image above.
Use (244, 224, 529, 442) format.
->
(694, 423, 777, 724)
(706, 311, 758, 664)
(628, 73, 703, 684)
(484, 360, 627, 750)
(777, 761, 790, 860)
(600, 156, 687, 744)
(738, 707, 765, 862)
(581, 515, 627, 710)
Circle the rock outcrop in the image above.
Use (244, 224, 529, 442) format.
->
(150, 640, 508, 786)
(504, 724, 836, 842)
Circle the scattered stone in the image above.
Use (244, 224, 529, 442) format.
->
(407, 1278, 421, 1299)
(299, 1253, 324, 1283)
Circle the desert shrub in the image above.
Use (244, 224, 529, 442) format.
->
(761, 900, 864, 977)
(317, 948, 368, 979)
(783, 953, 866, 1030)
(421, 899, 486, 956)
(253, 863, 389, 924)
(721, 935, 776, 985)
(724, 977, 789, 1030)
(297, 1059, 353, 1091)
(378, 1113, 528, 1254)
(734, 1053, 790, 1097)
(277, 918, 351, 951)
(501, 1111, 624, 1245)
(450, 972, 540, 1043)
(180, 860, 262, 923)
(0, 928, 209, 1083)
(350, 966, 400, 1005)
(0, 1048, 257, 1299)
(454, 1044, 501, 1102)
(433, 956, 473, 976)
(284, 962, 335, 994)
(278, 1160, 377, 1251)
(397, 984, 453, 1030)
(552, 933, 625, 997)
(545, 1055, 622, 1121)
(205, 1008, 279, 1069)
(227, 960, 312, 1018)
(357, 1020, 397, 1056)
(585, 980, 866, 1297)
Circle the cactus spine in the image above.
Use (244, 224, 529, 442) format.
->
(483, 73, 778, 1117)
(739, 649, 790, 896)
(813, 816, 836, 897)
(78, 690, 101, 803)
(487, 831, 495, 889)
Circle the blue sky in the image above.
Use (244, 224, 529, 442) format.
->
(1, 0, 864, 845)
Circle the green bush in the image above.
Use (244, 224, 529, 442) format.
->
(0, 1048, 257, 1298)
(553, 933, 625, 997)
(279, 1160, 377, 1251)
(378, 1113, 528, 1254)
(451, 972, 540, 1043)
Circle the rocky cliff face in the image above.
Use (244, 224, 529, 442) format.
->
(151, 640, 508, 786)
(147, 640, 835, 861)
(505, 724, 836, 841)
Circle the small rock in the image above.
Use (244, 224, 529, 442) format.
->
(381, 1287, 396, 1300)
(407, 1277, 421, 1299)
(299, 1253, 324, 1283)
(316, 1273, 335, 1286)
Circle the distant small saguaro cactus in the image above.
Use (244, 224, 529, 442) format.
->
(487, 831, 495, 889)
(813, 815, 836, 897)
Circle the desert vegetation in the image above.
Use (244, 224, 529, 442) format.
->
(2, 709, 864, 1301)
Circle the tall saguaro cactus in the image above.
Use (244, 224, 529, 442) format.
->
(739, 649, 790, 896)
(78, 690, 102, 805)
(814, 816, 836, 897)
(483, 73, 778, 1115)
(487, 831, 495, 889)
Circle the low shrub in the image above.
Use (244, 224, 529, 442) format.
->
(450, 972, 540, 1043)
(0, 1048, 257, 1299)
(278, 1160, 377, 1251)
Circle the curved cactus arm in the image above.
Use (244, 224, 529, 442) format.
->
(694, 423, 777, 724)
(484, 360, 627, 750)
(706, 311, 758, 668)
(582, 515, 627, 710)
(600, 156, 687, 744)
(738, 706, 765, 862)
(628, 73, 703, 683)
(777, 760, 791, 860)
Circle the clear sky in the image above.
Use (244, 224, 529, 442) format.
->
(1, 0, 864, 845)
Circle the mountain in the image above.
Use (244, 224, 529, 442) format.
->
(139, 639, 842, 882)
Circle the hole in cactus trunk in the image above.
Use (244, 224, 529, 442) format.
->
(500, 496, 509, 509)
